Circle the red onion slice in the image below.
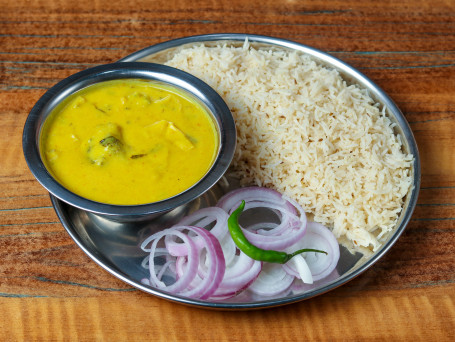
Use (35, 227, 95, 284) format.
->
(285, 255, 313, 284)
(141, 226, 226, 299)
(144, 229, 199, 292)
(166, 207, 229, 256)
(217, 186, 297, 215)
(241, 201, 299, 236)
(216, 187, 308, 251)
(248, 262, 294, 296)
(139, 187, 340, 300)
(218, 232, 237, 265)
(211, 252, 262, 299)
(176, 207, 230, 240)
(179, 226, 226, 299)
(242, 224, 305, 250)
(283, 221, 340, 281)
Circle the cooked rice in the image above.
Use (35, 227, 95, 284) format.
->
(163, 41, 414, 253)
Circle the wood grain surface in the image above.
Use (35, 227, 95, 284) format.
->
(1, 0, 454, 340)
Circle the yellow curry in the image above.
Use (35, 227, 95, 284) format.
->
(41, 79, 219, 205)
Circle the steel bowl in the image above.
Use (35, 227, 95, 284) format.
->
(22, 62, 236, 222)
(49, 34, 420, 309)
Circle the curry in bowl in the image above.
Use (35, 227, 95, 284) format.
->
(40, 79, 220, 205)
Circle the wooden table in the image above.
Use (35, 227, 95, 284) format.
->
(1, 0, 454, 340)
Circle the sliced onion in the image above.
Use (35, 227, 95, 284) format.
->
(166, 207, 229, 256)
(286, 255, 313, 284)
(141, 226, 226, 299)
(242, 201, 299, 236)
(139, 187, 341, 300)
(176, 207, 230, 240)
(211, 252, 262, 299)
(283, 221, 340, 281)
(216, 187, 308, 250)
(218, 231, 237, 266)
(242, 222, 305, 250)
(217, 186, 296, 215)
(248, 262, 294, 296)
(143, 228, 199, 292)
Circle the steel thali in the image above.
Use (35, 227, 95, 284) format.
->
(51, 34, 420, 309)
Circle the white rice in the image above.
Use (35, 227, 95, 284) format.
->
(163, 41, 414, 254)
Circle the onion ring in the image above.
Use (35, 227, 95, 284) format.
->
(248, 262, 294, 296)
(141, 226, 226, 299)
(283, 221, 340, 281)
(217, 187, 308, 250)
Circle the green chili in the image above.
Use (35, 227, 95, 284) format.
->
(227, 200, 327, 264)
(99, 136, 123, 152)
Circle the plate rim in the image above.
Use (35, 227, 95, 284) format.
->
(52, 33, 421, 309)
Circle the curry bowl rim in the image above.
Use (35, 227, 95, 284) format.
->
(22, 62, 236, 218)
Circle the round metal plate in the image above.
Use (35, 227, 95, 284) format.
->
(51, 34, 420, 309)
